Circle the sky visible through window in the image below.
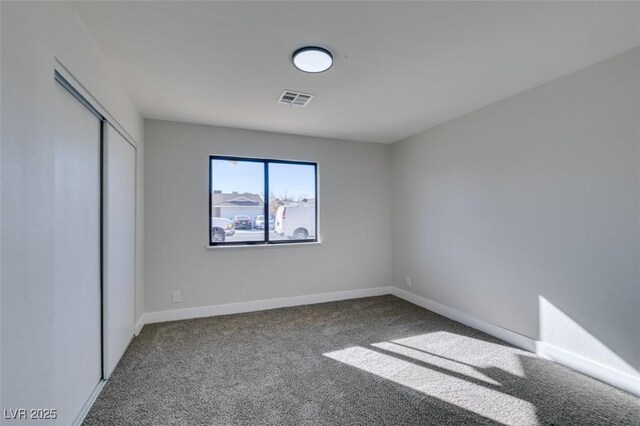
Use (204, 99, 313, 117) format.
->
(211, 159, 315, 200)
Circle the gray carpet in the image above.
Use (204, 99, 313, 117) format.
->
(84, 296, 640, 425)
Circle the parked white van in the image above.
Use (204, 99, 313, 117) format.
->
(274, 206, 316, 240)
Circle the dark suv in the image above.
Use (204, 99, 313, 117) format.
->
(233, 215, 253, 230)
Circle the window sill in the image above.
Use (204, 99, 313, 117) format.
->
(206, 241, 322, 250)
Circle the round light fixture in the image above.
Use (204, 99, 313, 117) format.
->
(292, 46, 333, 73)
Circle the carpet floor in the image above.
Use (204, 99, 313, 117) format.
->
(84, 295, 639, 425)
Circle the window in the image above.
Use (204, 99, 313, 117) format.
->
(209, 156, 317, 245)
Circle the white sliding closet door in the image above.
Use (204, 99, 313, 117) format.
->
(53, 82, 102, 425)
(104, 124, 136, 377)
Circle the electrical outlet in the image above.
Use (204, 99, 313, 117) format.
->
(172, 290, 181, 303)
(406, 276, 412, 286)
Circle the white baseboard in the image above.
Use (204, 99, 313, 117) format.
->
(141, 286, 393, 325)
(390, 287, 640, 397)
(536, 341, 640, 397)
(72, 379, 105, 426)
(134, 316, 144, 336)
(390, 287, 537, 352)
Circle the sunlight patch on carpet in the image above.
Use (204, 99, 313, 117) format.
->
(324, 346, 538, 425)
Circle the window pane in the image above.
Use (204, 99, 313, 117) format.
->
(269, 163, 316, 241)
(211, 159, 265, 243)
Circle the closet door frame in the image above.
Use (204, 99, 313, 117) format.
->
(54, 64, 139, 424)
(54, 60, 139, 151)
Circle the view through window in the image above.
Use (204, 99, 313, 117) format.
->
(210, 156, 317, 245)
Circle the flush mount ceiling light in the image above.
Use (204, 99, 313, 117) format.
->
(292, 46, 333, 73)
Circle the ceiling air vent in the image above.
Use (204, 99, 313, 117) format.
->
(278, 90, 314, 107)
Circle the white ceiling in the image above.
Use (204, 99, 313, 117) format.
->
(73, 1, 640, 143)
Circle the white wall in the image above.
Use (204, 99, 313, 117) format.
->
(144, 120, 391, 314)
(1, 1, 144, 420)
(391, 49, 640, 379)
